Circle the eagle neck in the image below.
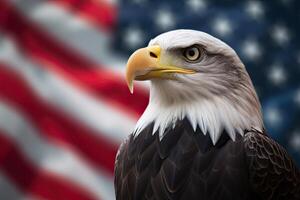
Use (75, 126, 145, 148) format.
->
(133, 81, 264, 145)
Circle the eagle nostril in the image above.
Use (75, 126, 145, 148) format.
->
(149, 52, 158, 58)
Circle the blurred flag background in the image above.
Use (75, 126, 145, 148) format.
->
(0, 0, 299, 199)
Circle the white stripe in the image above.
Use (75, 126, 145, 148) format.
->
(11, 0, 127, 73)
(0, 173, 40, 200)
(0, 101, 114, 200)
(0, 34, 136, 143)
(0, 173, 23, 200)
(105, 0, 118, 4)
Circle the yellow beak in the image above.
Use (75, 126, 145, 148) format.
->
(126, 45, 195, 93)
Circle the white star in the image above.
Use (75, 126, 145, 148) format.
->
(268, 63, 287, 85)
(124, 27, 144, 49)
(290, 132, 300, 151)
(246, 0, 264, 19)
(265, 106, 281, 126)
(186, 0, 207, 12)
(212, 17, 232, 37)
(155, 9, 175, 30)
(242, 39, 262, 61)
(271, 25, 290, 46)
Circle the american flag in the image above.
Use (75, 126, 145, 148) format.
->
(0, 0, 299, 199)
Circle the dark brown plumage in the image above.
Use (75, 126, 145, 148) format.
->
(117, 29, 300, 200)
(114, 119, 300, 200)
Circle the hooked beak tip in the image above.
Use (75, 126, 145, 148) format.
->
(129, 82, 134, 94)
(126, 75, 134, 94)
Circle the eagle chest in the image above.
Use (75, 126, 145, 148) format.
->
(115, 121, 257, 200)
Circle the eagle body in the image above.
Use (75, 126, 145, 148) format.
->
(115, 119, 300, 200)
(114, 29, 300, 200)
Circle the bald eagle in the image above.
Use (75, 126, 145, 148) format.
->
(114, 30, 300, 200)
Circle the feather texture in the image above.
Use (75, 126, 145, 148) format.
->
(115, 119, 300, 200)
(244, 131, 300, 200)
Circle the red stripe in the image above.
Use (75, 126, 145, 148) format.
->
(0, 64, 118, 174)
(0, 1, 149, 118)
(0, 131, 97, 200)
(50, 0, 117, 31)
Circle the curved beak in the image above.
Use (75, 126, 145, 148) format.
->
(126, 45, 195, 93)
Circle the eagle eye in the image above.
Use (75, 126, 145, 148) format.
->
(183, 46, 202, 62)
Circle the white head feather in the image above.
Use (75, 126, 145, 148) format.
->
(134, 29, 263, 144)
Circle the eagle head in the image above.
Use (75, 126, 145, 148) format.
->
(126, 29, 263, 144)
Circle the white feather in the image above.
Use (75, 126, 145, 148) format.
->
(133, 30, 263, 144)
(134, 94, 263, 144)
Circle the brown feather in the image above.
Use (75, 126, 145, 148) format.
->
(114, 119, 299, 200)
